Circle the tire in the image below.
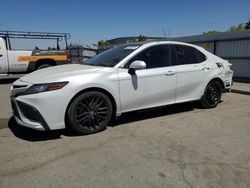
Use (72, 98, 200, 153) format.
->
(67, 91, 113, 134)
(37, 64, 51, 70)
(200, 81, 222, 108)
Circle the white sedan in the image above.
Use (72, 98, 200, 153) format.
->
(11, 41, 233, 134)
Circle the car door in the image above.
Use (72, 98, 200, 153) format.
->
(7, 50, 32, 73)
(118, 44, 176, 113)
(172, 44, 209, 103)
(0, 38, 8, 73)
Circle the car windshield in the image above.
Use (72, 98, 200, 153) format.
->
(83, 44, 140, 67)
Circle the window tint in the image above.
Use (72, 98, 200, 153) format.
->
(196, 49, 207, 62)
(173, 45, 206, 65)
(128, 45, 171, 69)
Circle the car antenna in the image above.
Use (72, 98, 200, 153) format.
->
(168, 27, 171, 41)
(162, 29, 167, 39)
(162, 28, 171, 41)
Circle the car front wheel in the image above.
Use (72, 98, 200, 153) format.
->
(201, 81, 222, 108)
(67, 91, 113, 134)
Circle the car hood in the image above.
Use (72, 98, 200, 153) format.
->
(20, 64, 103, 84)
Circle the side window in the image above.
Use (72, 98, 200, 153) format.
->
(173, 45, 206, 65)
(127, 45, 171, 69)
(196, 49, 206, 62)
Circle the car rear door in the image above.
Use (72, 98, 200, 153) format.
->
(118, 44, 176, 113)
(172, 44, 209, 103)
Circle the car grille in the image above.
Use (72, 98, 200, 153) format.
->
(13, 85, 28, 89)
(11, 86, 30, 97)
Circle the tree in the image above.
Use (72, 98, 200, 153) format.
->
(48, 47, 51, 50)
(138, 34, 146, 41)
(34, 46, 39, 50)
(68, 43, 82, 48)
(203, 21, 249, 35)
(227, 23, 245, 32)
(203, 30, 220, 35)
(97, 40, 110, 47)
(245, 20, 250, 30)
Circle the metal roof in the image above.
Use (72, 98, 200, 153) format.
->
(172, 30, 250, 43)
(106, 30, 250, 45)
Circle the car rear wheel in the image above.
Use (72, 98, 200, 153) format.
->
(201, 81, 222, 108)
(67, 91, 113, 134)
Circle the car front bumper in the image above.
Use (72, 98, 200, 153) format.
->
(11, 79, 73, 131)
(11, 98, 49, 131)
(223, 69, 234, 91)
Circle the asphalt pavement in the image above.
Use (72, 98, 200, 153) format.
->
(0, 80, 250, 188)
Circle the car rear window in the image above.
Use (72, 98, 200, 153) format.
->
(173, 45, 206, 65)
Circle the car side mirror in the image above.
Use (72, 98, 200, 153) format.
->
(129, 60, 146, 70)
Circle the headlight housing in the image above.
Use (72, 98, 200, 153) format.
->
(24, 81, 69, 95)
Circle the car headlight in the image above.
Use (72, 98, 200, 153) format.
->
(24, 82, 69, 95)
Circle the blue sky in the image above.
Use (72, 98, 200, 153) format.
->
(0, 0, 250, 46)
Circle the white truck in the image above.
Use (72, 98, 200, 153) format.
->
(0, 31, 72, 76)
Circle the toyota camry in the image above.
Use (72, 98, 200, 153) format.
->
(11, 41, 233, 134)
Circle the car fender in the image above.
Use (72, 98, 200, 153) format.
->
(68, 82, 121, 116)
(202, 73, 225, 95)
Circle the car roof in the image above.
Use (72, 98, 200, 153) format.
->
(102, 41, 202, 53)
(117, 40, 199, 48)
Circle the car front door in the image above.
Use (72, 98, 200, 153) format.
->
(118, 44, 176, 113)
(0, 38, 8, 73)
(172, 44, 209, 103)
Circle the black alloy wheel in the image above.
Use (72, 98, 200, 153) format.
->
(67, 91, 113, 134)
(201, 81, 222, 108)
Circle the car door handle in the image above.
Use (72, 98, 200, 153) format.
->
(202, 67, 210, 71)
(165, 71, 175, 76)
(0, 54, 3, 57)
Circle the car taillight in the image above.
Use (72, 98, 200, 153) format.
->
(67, 51, 72, 62)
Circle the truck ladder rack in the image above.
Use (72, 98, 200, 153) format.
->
(0, 30, 70, 40)
(0, 30, 70, 50)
